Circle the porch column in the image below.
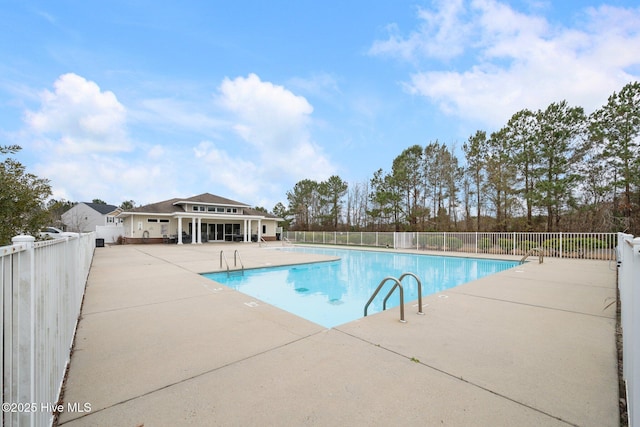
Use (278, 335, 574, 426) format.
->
(244, 219, 249, 242)
(191, 217, 197, 244)
(197, 217, 202, 244)
(258, 219, 262, 242)
(177, 216, 183, 244)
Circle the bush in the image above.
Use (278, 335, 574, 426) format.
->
(377, 234, 394, 247)
(478, 238, 492, 252)
(362, 233, 377, 246)
(543, 237, 606, 253)
(498, 238, 513, 253)
(518, 240, 539, 252)
(420, 234, 444, 249)
(445, 236, 463, 250)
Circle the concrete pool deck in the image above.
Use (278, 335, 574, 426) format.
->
(56, 243, 619, 426)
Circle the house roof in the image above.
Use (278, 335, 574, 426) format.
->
(120, 193, 282, 220)
(84, 202, 121, 215)
(178, 193, 250, 207)
(243, 207, 282, 220)
(127, 198, 183, 214)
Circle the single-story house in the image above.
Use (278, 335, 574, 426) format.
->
(62, 202, 123, 232)
(117, 193, 282, 244)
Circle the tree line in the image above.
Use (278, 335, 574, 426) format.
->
(283, 81, 640, 234)
(0, 142, 138, 245)
(2, 82, 638, 245)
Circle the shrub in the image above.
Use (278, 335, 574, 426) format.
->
(445, 236, 463, 250)
(423, 235, 444, 248)
(362, 233, 377, 246)
(478, 238, 492, 252)
(542, 238, 559, 250)
(518, 240, 539, 252)
(498, 238, 513, 253)
(542, 237, 606, 253)
(348, 233, 363, 245)
(377, 234, 394, 247)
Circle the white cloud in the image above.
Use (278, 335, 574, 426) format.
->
(287, 72, 342, 101)
(194, 141, 261, 199)
(25, 73, 131, 153)
(369, 0, 470, 61)
(22, 73, 188, 206)
(19, 72, 336, 209)
(133, 97, 226, 133)
(371, 0, 640, 128)
(216, 73, 335, 180)
(218, 73, 313, 143)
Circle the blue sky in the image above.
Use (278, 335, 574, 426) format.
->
(1, 0, 639, 210)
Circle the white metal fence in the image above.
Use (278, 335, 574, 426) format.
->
(287, 230, 636, 423)
(284, 231, 617, 260)
(618, 232, 640, 427)
(1, 233, 95, 427)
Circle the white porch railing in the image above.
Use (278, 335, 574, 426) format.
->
(1, 233, 95, 427)
(618, 232, 640, 427)
(284, 231, 617, 260)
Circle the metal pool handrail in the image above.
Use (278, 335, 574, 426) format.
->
(234, 250, 244, 270)
(220, 250, 245, 276)
(394, 272, 425, 315)
(520, 247, 544, 264)
(220, 250, 230, 272)
(364, 276, 406, 323)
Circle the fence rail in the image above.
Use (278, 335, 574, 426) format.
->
(1, 233, 95, 427)
(618, 232, 639, 427)
(284, 231, 617, 260)
(286, 230, 636, 424)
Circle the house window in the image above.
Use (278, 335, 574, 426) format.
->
(217, 207, 225, 213)
(192, 206, 198, 211)
(148, 219, 158, 223)
(208, 207, 215, 212)
(159, 219, 169, 223)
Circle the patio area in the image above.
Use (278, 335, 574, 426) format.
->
(56, 243, 619, 426)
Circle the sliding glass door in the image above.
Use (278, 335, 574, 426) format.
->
(208, 224, 225, 241)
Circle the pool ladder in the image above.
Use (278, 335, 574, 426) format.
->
(219, 250, 245, 276)
(364, 272, 424, 323)
(520, 247, 544, 264)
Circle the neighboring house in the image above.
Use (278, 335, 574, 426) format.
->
(62, 202, 123, 233)
(117, 193, 282, 244)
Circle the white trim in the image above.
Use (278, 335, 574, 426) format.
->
(172, 200, 250, 208)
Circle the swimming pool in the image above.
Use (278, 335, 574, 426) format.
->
(202, 247, 518, 328)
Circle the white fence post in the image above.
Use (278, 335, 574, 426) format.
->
(2, 233, 94, 427)
(9, 235, 36, 427)
(618, 233, 640, 427)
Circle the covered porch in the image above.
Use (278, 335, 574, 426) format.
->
(175, 214, 263, 244)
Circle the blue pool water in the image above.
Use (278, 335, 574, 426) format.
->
(202, 247, 518, 328)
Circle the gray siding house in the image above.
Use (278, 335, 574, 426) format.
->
(62, 202, 122, 232)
